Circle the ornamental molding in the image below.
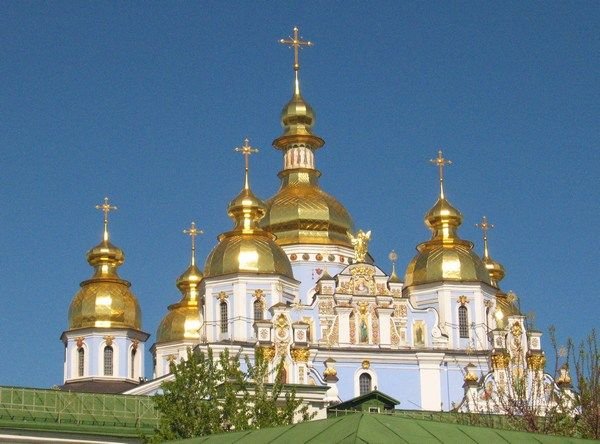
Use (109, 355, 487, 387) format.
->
(103, 335, 114, 346)
(75, 337, 85, 349)
(291, 347, 310, 362)
(217, 291, 228, 302)
(457, 295, 470, 305)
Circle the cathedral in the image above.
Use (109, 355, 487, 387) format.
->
(59, 28, 570, 415)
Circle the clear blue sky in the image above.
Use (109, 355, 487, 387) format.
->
(0, 2, 597, 388)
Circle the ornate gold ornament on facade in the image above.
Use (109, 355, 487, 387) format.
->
(103, 335, 114, 346)
(361, 359, 370, 369)
(76, 337, 85, 349)
(491, 352, 510, 369)
(291, 347, 310, 362)
(166, 354, 177, 363)
(258, 345, 276, 361)
(511, 321, 523, 337)
(526, 353, 546, 371)
(323, 360, 337, 378)
(132, 339, 139, 351)
(463, 363, 478, 383)
(318, 300, 334, 315)
(457, 295, 470, 305)
(253, 289, 264, 300)
(348, 230, 371, 263)
(218, 291, 228, 302)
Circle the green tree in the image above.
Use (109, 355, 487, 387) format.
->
(570, 329, 600, 439)
(147, 347, 312, 442)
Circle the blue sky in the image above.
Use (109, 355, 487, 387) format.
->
(0, 2, 598, 388)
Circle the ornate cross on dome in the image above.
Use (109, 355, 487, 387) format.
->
(234, 138, 259, 190)
(430, 150, 452, 199)
(183, 221, 203, 266)
(95, 197, 117, 242)
(476, 216, 494, 259)
(279, 26, 313, 72)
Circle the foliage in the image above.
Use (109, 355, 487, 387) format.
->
(145, 347, 311, 442)
(571, 328, 600, 439)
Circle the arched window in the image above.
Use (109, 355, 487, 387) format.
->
(459, 305, 469, 338)
(130, 348, 137, 379)
(359, 372, 372, 396)
(254, 299, 263, 321)
(220, 302, 228, 333)
(78, 348, 85, 377)
(277, 366, 287, 384)
(104, 346, 113, 376)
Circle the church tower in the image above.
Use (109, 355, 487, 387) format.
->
(260, 27, 356, 301)
(152, 222, 204, 378)
(60, 198, 149, 393)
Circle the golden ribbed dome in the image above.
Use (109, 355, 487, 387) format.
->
(68, 239, 142, 330)
(205, 142, 294, 279)
(261, 54, 354, 247)
(476, 216, 505, 288)
(156, 263, 203, 343)
(404, 153, 490, 288)
(261, 170, 354, 247)
(496, 291, 520, 317)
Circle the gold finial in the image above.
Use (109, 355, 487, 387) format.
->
(279, 26, 313, 95)
(389, 250, 398, 277)
(234, 138, 259, 190)
(476, 216, 494, 260)
(430, 150, 452, 199)
(95, 197, 117, 242)
(183, 221, 203, 266)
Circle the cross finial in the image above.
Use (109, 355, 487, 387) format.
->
(476, 216, 494, 259)
(279, 26, 313, 94)
(95, 197, 117, 242)
(430, 150, 452, 199)
(183, 221, 203, 266)
(234, 138, 259, 190)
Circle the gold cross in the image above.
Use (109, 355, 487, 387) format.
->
(183, 221, 203, 266)
(279, 26, 313, 72)
(95, 197, 117, 242)
(234, 138, 259, 189)
(476, 216, 494, 259)
(430, 150, 452, 198)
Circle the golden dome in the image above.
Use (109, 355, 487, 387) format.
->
(156, 263, 203, 343)
(205, 141, 294, 279)
(68, 240, 142, 330)
(404, 152, 490, 288)
(476, 216, 505, 288)
(261, 170, 354, 247)
(261, 46, 354, 247)
(496, 291, 520, 317)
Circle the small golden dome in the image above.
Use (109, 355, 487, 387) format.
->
(68, 241, 142, 330)
(484, 257, 505, 287)
(156, 264, 203, 343)
(496, 291, 520, 317)
(261, 170, 354, 247)
(205, 140, 294, 279)
(404, 153, 490, 288)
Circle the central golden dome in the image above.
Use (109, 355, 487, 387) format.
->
(260, 74, 354, 247)
(205, 143, 294, 279)
(68, 238, 142, 330)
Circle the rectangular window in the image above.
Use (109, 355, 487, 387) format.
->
(104, 346, 113, 376)
(459, 306, 469, 338)
(78, 348, 85, 377)
(220, 302, 228, 333)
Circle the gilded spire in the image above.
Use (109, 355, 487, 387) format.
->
(183, 221, 203, 267)
(476, 216, 505, 287)
(279, 26, 313, 95)
(388, 250, 401, 283)
(95, 197, 117, 242)
(234, 138, 259, 190)
(430, 150, 452, 199)
(228, 138, 266, 233)
(476, 216, 493, 260)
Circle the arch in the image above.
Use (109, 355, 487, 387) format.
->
(77, 347, 85, 377)
(103, 346, 114, 376)
(220, 301, 228, 334)
(459, 305, 469, 338)
(254, 299, 263, 322)
(130, 347, 137, 379)
(354, 368, 378, 397)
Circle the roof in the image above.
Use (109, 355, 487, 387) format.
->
(172, 412, 590, 443)
(60, 379, 139, 394)
(330, 390, 399, 411)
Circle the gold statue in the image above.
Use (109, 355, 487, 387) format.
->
(348, 229, 371, 262)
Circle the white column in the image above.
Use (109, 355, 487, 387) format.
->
(416, 352, 445, 411)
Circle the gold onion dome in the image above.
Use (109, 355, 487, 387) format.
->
(68, 198, 142, 330)
(205, 139, 294, 279)
(156, 222, 204, 343)
(260, 27, 354, 247)
(404, 152, 491, 288)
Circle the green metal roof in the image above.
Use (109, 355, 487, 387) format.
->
(172, 412, 593, 443)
